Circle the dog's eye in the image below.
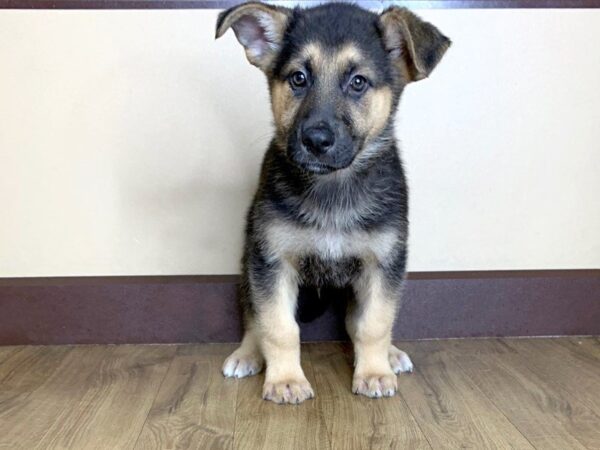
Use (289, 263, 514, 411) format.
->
(349, 75, 368, 93)
(289, 71, 308, 89)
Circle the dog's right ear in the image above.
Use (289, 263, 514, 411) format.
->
(215, 2, 291, 72)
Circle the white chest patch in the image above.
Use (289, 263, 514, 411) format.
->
(265, 221, 400, 264)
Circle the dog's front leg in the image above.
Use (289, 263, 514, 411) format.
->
(255, 260, 314, 404)
(347, 265, 401, 398)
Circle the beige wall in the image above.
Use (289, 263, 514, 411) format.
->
(0, 9, 599, 277)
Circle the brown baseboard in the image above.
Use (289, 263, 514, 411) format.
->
(0, 270, 598, 345)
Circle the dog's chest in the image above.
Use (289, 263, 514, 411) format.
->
(265, 221, 398, 265)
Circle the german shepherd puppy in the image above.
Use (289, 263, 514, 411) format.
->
(216, 2, 450, 404)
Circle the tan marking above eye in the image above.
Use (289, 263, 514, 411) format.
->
(332, 45, 362, 78)
(282, 43, 375, 88)
(281, 42, 325, 76)
(333, 45, 379, 86)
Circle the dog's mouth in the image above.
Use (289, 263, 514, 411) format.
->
(290, 146, 356, 175)
(298, 161, 337, 174)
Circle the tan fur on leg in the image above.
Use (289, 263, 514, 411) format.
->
(347, 266, 398, 398)
(257, 262, 314, 404)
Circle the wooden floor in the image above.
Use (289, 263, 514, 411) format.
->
(1, 338, 599, 449)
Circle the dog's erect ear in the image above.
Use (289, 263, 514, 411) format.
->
(215, 2, 291, 72)
(380, 7, 451, 82)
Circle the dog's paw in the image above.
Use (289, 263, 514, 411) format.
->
(222, 350, 264, 378)
(262, 377, 314, 404)
(352, 371, 397, 398)
(389, 345, 414, 374)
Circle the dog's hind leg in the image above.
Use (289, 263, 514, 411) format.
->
(222, 322, 264, 378)
(389, 344, 414, 374)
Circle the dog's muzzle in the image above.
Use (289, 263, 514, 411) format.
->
(301, 125, 335, 156)
(289, 124, 356, 174)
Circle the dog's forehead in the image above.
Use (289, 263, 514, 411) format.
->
(283, 42, 368, 74)
(289, 3, 380, 43)
(274, 3, 388, 77)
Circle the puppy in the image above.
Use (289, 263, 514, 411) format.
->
(216, 2, 450, 404)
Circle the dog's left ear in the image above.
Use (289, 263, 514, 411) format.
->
(379, 7, 451, 82)
(215, 2, 291, 72)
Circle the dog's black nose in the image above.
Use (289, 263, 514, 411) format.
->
(301, 126, 335, 155)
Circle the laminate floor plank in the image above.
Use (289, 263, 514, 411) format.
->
(397, 341, 535, 449)
(0, 346, 22, 365)
(309, 342, 431, 450)
(134, 343, 238, 450)
(500, 338, 600, 417)
(0, 345, 175, 450)
(555, 336, 600, 362)
(435, 340, 599, 449)
(1, 338, 599, 449)
(0, 346, 72, 430)
(233, 344, 330, 450)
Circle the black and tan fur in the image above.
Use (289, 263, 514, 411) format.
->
(216, 2, 450, 404)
